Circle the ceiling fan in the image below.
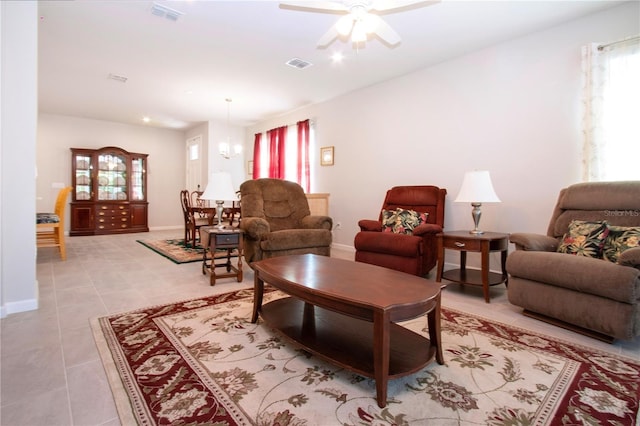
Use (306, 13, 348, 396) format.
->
(280, 0, 440, 48)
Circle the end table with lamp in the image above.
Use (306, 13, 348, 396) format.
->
(436, 231, 509, 303)
(436, 170, 508, 303)
(200, 226, 243, 285)
(200, 172, 243, 285)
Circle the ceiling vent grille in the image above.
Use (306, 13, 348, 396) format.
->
(151, 2, 184, 22)
(286, 58, 313, 70)
(108, 73, 128, 83)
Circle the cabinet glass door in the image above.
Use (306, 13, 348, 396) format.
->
(74, 154, 93, 200)
(131, 157, 145, 201)
(97, 153, 127, 201)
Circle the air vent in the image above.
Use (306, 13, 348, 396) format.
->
(151, 2, 184, 21)
(108, 73, 128, 83)
(286, 58, 313, 70)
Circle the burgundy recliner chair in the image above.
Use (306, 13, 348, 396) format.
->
(354, 186, 446, 277)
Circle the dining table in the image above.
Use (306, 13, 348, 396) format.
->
(189, 205, 240, 226)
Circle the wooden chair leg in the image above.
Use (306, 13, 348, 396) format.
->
(57, 225, 66, 260)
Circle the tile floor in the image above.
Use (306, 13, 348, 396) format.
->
(1, 229, 638, 425)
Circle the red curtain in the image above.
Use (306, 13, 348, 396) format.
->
(267, 126, 286, 179)
(297, 119, 310, 193)
(252, 133, 262, 178)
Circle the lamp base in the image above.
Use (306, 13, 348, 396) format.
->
(215, 201, 225, 230)
(469, 202, 484, 235)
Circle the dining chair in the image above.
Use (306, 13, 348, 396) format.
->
(37, 186, 73, 260)
(181, 189, 209, 248)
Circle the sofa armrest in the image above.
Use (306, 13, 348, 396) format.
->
(618, 247, 640, 269)
(412, 223, 443, 236)
(358, 219, 382, 232)
(301, 215, 333, 231)
(510, 233, 558, 252)
(507, 251, 640, 304)
(239, 217, 270, 240)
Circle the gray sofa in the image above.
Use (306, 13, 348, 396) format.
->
(506, 181, 640, 341)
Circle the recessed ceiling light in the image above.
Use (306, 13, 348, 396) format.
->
(142, 117, 151, 123)
(331, 52, 344, 64)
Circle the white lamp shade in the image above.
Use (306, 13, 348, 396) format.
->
(201, 172, 237, 201)
(454, 170, 501, 203)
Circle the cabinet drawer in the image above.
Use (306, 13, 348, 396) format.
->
(97, 216, 129, 223)
(97, 204, 127, 210)
(215, 233, 240, 246)
(97, 222, 129, 230)
(97, 210, 129, 217)
(96, 205, 129, 216)
(442, 237, 482, 251)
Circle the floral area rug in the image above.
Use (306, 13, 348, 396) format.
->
(137, 239, 238, 264)
(91, 288, 640, 425)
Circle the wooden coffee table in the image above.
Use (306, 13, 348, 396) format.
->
(251, 254, 444, 408)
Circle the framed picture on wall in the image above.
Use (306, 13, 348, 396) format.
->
(320, 146, 334, 166)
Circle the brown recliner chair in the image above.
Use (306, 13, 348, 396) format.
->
(239, 178, 333, 266)
(507, 181, 640, 341)
(354, 186, 446, 276)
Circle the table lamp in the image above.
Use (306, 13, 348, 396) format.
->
(201, 172, 237, 229)
(454, 170, 501, 235)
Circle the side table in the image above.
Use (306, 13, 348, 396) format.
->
(201, 227, 243, 286)
(436, 231, 509, 303)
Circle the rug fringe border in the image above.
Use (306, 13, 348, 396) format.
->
(90, 316, 140, 426)
(137, 239, 239, 265)
(137, 239, 187, 264)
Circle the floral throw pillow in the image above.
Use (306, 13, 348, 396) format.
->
(381, 208, 429, 235)
(557, 220, 609, 258)
(603, 225, 640, 263)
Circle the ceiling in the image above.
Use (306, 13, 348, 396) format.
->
(37, 0, 625, 130)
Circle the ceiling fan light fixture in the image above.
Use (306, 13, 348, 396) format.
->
(335, 15, 354, 36)
(280, 0, 440, 49)
(351, 21, 367, 43)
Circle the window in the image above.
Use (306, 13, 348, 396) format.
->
(189, 143, 199, 160)
(253, 120, 313, 192)
(582, 38, 640, 181)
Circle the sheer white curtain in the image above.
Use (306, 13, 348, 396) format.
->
(582, 37, 640, 181)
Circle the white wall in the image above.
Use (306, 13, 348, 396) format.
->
(37, 114, 187, 230)
(1, 1, 38, 317)
(247, 2, 640, 259)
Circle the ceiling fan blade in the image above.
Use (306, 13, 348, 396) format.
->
(334, 14, 355, 36)
(280, 1, 349, 13)
(368, 15, 401, 46)
(317, 25, 340, 48)
(372, 0, 440, 13)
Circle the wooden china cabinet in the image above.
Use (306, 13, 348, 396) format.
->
(70, 146, 149, 236)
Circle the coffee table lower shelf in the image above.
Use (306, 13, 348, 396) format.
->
(260, 297, 437, 381)
(442, 269, 506, 286)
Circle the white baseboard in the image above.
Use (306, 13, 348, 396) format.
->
(0, 297, 38, 318)
(331, 243, 355, 253)
(148, 225, 183, 231)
